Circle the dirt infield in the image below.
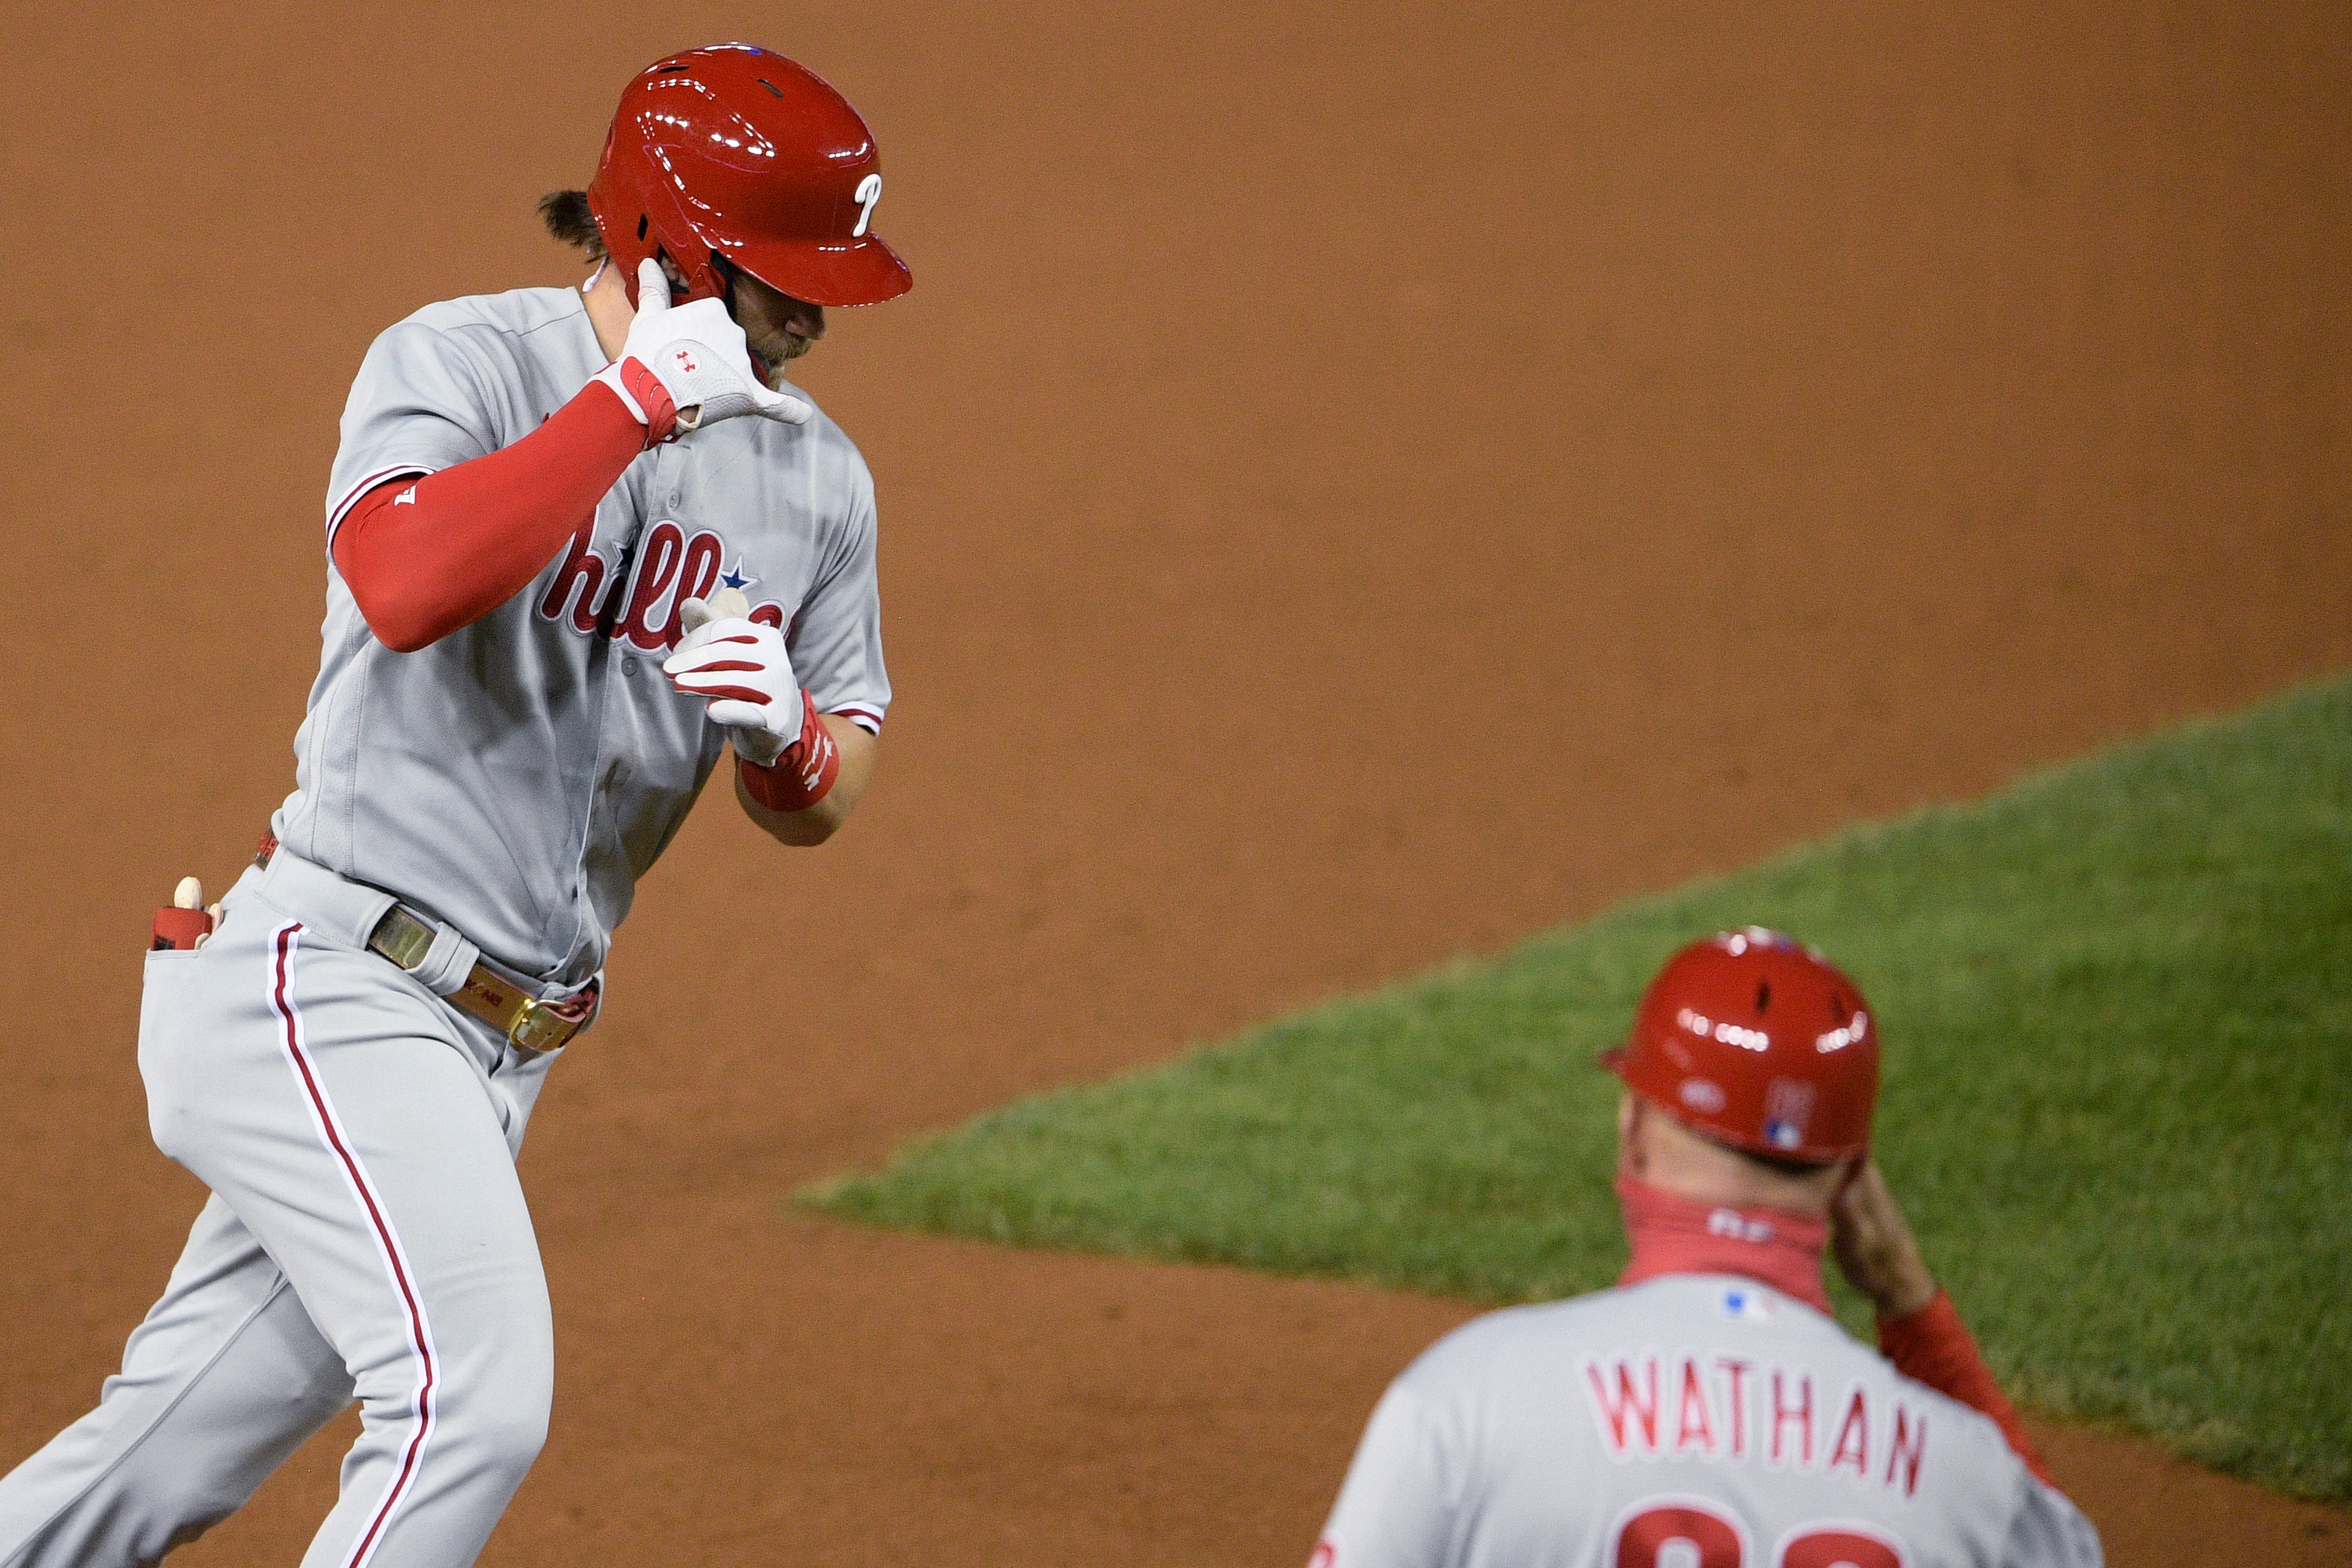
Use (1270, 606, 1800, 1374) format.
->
(1, 1, 2347, 1564)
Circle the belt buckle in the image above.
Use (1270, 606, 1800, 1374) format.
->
(509, 982, 598, 1055)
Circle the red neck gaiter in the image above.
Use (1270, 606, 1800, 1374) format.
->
(1616, 1173, 1833, 1314)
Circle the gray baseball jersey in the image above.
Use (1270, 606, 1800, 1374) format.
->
(1317, 1274, 2102, 1568)
(278, 284, 891, 986)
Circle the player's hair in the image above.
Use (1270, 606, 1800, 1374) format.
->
(539, 189, 606, 262)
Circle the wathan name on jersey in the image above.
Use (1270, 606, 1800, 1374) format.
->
(1583, 1351, 1930, 1499)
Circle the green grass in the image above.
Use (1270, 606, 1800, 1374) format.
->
(804, 675, 2352, 1502)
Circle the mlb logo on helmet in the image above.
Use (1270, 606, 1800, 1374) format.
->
(1762, 1078, 1817, 1151)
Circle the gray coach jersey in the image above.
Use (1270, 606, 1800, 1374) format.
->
(1318, 1274, 2100, 1568)
(274, 285, 890, 985)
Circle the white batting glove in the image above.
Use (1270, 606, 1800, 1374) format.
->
(664, 604, 804, 766)
(593, 259, 813, 443)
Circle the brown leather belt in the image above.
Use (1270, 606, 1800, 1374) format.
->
(366, 903, 598, 1054)
(257, 836, 598, 1055)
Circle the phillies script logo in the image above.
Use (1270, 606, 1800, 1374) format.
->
(537, 518, 785, 649)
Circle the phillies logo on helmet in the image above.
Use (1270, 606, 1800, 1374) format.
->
(1678, 1078, 1729, 1115)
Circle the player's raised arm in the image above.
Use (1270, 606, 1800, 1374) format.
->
(334, 259, 804, 652)
(1831, 1161, 2065, 1490)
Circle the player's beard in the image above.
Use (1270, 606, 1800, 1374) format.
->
(752, 330, 813, 387)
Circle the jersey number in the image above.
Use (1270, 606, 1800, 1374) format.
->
(1613, 1500, 1905, 1568)
(852, 174, 883, 238)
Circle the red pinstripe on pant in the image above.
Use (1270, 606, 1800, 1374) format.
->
(267, 923, 439, 1568)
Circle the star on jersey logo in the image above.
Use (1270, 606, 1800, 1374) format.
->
(719, 559, 758, 594)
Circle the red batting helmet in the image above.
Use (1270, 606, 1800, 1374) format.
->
(1602, 928, 1879, 1163)
(587, 44, 912, 311)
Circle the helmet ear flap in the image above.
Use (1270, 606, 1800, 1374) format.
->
(618, 242, 724, 313)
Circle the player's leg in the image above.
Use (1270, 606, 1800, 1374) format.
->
(142, 903, 558, 1568)
(0, 1194, 355, 1567)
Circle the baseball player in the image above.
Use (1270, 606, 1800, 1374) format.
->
(1313, 929, 2104, 1568)
(0, 45, 904, 1568)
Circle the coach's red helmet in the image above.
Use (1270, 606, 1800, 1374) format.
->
(1602, 929, 1879, 1163)
(588, 44, 912, 311)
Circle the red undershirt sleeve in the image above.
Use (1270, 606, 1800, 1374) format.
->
(1877, 1290, 2060, 1491)
(332, 380, 644, 652)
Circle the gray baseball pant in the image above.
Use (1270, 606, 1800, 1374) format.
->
(0, 852, 566, 1567)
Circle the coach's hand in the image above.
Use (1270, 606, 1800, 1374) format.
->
(1829, 1160, 1940, 1320)
(665, 604, 804, 767)
(593, 259, 813, 444)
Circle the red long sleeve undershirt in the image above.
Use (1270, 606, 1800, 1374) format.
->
(1878, 1290, 2059, 1489)
(332, 381, 645, 652)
